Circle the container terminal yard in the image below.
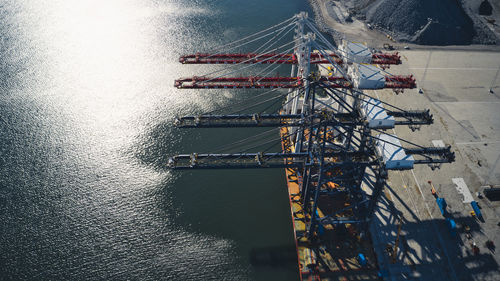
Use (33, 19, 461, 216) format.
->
(314, 1, 500, 279)
(166, 9, 500, 281)
(2, 1, 499, 280)
(364, 49, 500, 281)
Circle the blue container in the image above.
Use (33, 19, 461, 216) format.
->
(358, 253, 367, 266)
(470, 201, 483, 220)
(436, 197, 447, 216)
(318, 223, 325, 236)
(446, 218, 457, 236)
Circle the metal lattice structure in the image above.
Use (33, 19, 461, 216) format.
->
(167, 12, 454, 280)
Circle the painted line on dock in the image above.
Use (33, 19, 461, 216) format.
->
(433, 101, 500, 104)
(410, 170, 458, 281)
(455, 140, 500, 145)
(373, 90, 458, 281)
(409, 67, 499, 71)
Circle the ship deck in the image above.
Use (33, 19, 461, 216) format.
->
(280, 125, 380, 280)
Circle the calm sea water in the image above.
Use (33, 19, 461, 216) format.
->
(0, 0, 312, 280)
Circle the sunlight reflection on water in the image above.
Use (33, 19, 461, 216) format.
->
(0, 1, 308, 279)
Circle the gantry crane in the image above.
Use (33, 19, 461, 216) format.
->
(166, 12, 454, 280)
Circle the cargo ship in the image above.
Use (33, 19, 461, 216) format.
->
(168, 12, 454, 280)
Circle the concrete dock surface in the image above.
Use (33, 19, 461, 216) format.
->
(365, 48, 500, 281)
(308, 2, 500, 279)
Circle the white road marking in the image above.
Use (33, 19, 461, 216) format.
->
(456, 140, 500, 145)
(433, 101, 500, 104)
(409, 67, 499, 71)
(432, 140, 445, 148)
(452, 178, 473, 204)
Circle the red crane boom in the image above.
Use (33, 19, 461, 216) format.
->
(179, 52, 401, 65)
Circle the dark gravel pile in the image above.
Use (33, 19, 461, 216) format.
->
(364, 0, 474, 44)
(344, 0, 497, 45)
(479, 0, 493, 16)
